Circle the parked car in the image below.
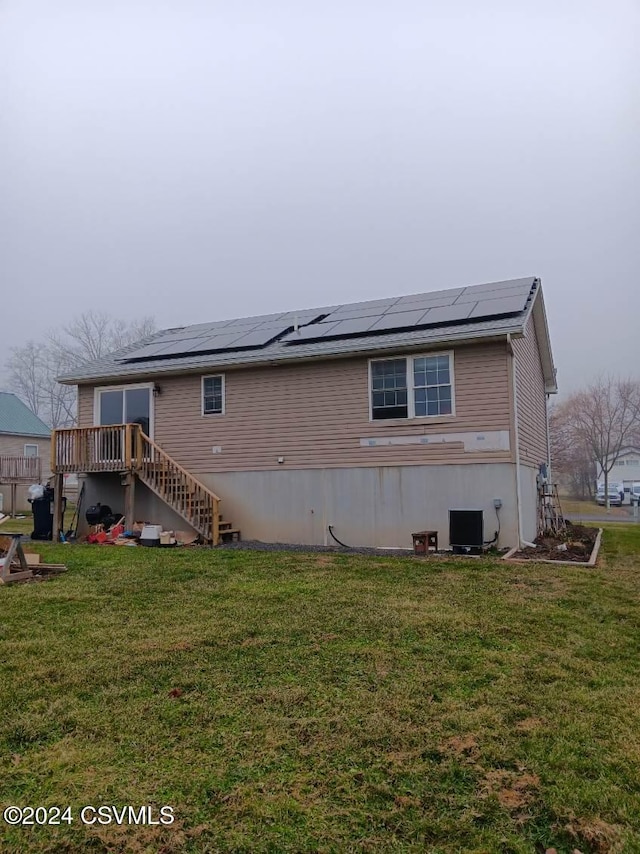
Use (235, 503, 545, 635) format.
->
(631, 483, 640, 505)
(596, 485, 623, 507)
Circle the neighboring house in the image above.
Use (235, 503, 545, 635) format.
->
(0, 392, 52, 513)
(596, 447, 640, 502)
(54, 276, 557, 548)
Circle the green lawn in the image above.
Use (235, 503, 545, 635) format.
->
(0, 503, 77, 537)
(1, 529, 639, 853)
(0, 514, 33, 535)
(561, 497, 630, 518)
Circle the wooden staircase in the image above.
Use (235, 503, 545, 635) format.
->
(51, 424, 240, 545)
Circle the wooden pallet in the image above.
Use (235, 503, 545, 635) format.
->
(0, 534, 67, 585)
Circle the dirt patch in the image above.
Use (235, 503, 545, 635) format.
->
(445, 734, 479, 755)
(480, 769, 540, 811)
(440, 734, 480, 763)
(312, 555, 336, 567)
(515, 716, 544, 733)
(564, 816, 623, 853)
(511, 523, 600, 563)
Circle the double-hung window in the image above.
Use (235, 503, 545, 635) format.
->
(370, 352, 454, 420)
(202, 375, 225, 415)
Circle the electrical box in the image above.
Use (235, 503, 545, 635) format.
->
(449, 509, 484, 550)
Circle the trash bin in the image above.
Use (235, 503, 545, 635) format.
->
(30, 487, 66, 541)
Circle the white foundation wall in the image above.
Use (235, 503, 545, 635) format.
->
(202, 463, 525, 549)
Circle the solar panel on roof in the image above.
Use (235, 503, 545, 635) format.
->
(118, 280, 535, 361)
(282, 279, 535, 346)
(233, 328, 287, 347)
(419, 303, 474, 324)
(453, 283, 532, 305)
(394, 289, 464, 305)
(468, 295, 531, 318)
(322, 305, 386, 321)
(324, 316, 378, 336)
(118, 312, 329, 363)
(368, 309, 429, 331)
(460, 277, 535, 296)
(390, 295, 457, 311)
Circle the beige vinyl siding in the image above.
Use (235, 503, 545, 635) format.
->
(79, 342, 512, 472)
(78, 385, 93, 427)
(512, 318, 548, 467)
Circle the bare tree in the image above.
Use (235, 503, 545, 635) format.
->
(49, 311, 157, 367)
(549, 402, 596, 498)
(7, 342, 42, 417)
(568, 377, 640, 509)
(6, 312, 156, 428)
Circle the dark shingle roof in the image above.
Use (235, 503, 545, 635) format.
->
(0, 393, 51, 437)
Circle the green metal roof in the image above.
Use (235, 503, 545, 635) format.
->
(0, 393, 51, 437)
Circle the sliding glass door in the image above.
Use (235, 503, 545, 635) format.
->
(97, 386, 152, 436)
(95, 385, 153, 464)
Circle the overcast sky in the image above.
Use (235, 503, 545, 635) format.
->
(1, 0, 638, 394)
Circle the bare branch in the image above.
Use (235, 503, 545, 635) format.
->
(4, 312, 157, 428)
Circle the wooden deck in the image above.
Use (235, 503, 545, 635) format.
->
(51, 424, 222, 544)
(51, 424, 140, 474)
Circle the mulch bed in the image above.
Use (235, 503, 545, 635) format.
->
(517, 522, 600, 562)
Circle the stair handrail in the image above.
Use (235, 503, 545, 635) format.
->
(133, 425, 222, 502)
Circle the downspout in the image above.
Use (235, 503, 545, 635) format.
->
(507, 334, 526, 547)
(545, 393, 552, 484)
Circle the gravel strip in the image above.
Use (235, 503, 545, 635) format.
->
(217, 539, 508, 559)
(218, 539, 416, 557)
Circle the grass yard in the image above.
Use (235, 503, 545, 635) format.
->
(0, 503, 77, 537)
(1, 528, 640, 853)
(561, 498, 630, 519)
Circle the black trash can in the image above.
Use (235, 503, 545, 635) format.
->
(31, 487, 67, 541)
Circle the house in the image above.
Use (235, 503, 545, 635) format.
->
(596, 447, 640, 503)
(53, 276, 557, 548)
(0, 392, 52, 514)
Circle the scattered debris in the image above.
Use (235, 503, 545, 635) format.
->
(82, 517, 196, 548)
(0, 534, 67, 585)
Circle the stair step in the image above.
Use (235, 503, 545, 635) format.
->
(220, 528, 241, 542)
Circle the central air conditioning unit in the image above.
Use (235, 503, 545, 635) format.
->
(449, 509, 484, 554)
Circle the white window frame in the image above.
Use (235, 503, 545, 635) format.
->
(368, 351, 456, 421)
(201, 374, 226, 416)
(24, 443, 39, 457)
(93, 382, 155, 438)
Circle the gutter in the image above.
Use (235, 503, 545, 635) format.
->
(507, 333, 524, 547)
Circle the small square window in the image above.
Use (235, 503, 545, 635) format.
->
(202, 376, 224, 415)
(24, 444, 39, 457)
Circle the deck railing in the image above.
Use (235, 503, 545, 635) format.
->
(0, 455, 42, 483)
(51, 424, 135, 473)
